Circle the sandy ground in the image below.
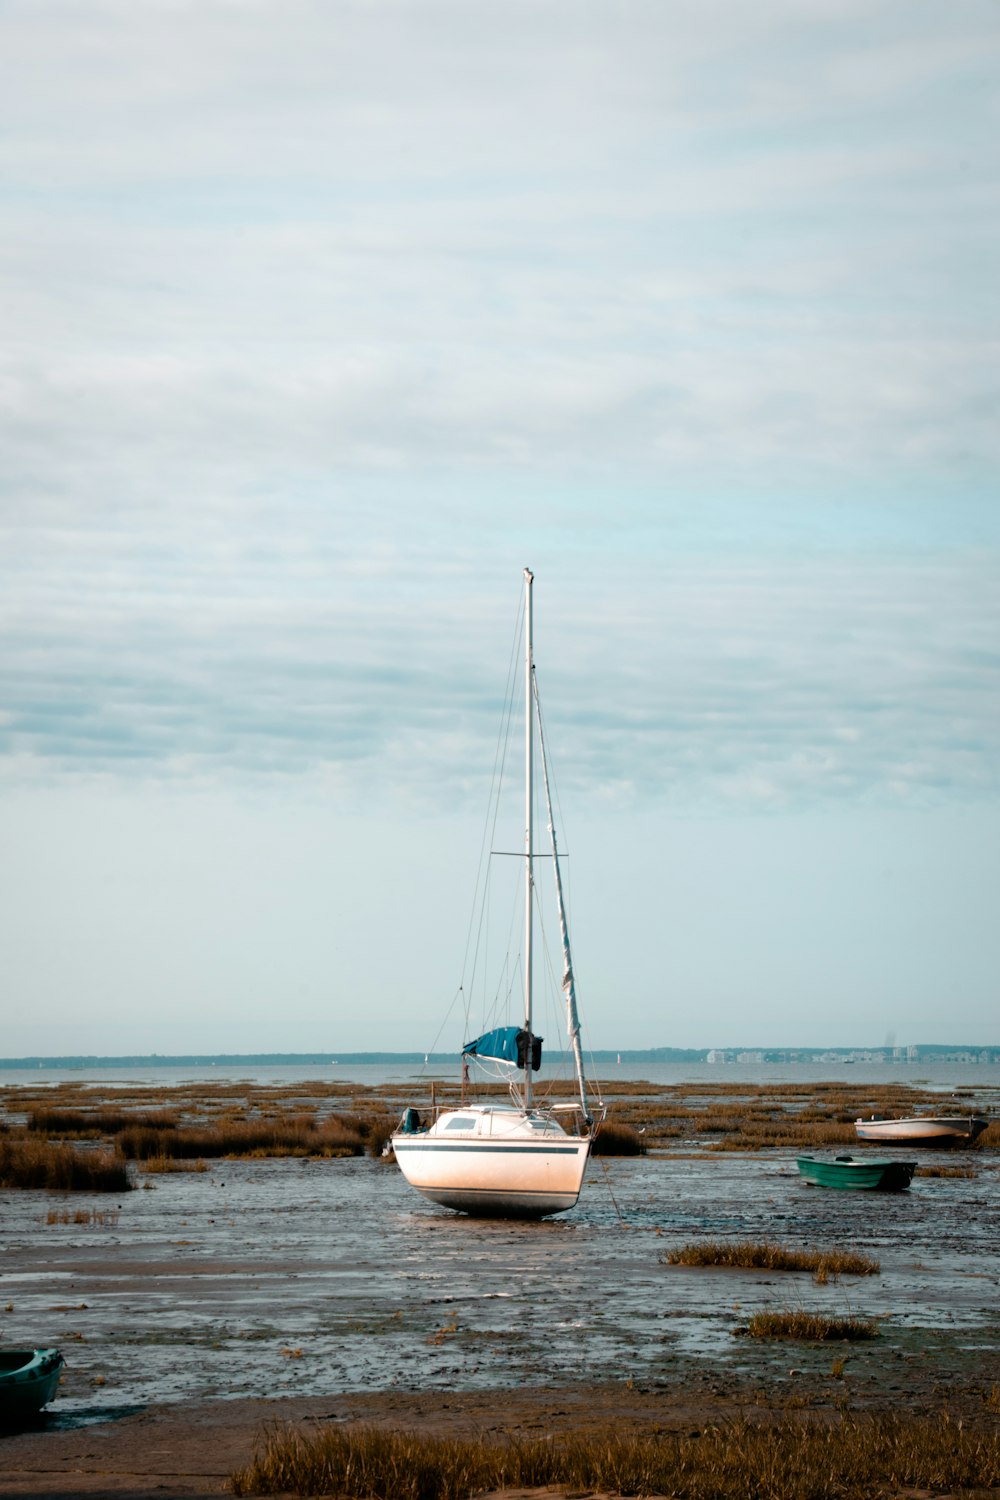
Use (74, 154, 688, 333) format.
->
(3, 1370, 999, 1499)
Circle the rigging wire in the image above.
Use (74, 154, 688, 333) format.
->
(420, 984, 470, 1069)
(457, 586, 525, 1038)
(533, 677, 604, 1108)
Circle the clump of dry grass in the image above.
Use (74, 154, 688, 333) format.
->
(28, 1108, 178, 1137)
(140, 1155, 209, 1174)
(704, 1119, 859, 1152)
(918, 1163, 976, 1179)
(741, 1309, 880, 1341)
(362, 1115, 398, 1159)
(591, 1121, 646, 1156)
(664, 1239, 880, 1280)
(118, 1114, 367, 1162)
(230, 1414, 1000, 1498)
(0, 1135, 132, 1192)
(46, 1207, 120, 1225)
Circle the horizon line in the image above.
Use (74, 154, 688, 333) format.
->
(1, 1044, 998, 1069)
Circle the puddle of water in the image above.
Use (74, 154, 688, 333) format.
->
(1, 1150, 996, 1410)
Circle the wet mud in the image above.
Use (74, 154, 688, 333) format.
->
(2, 1147, 998, 1421)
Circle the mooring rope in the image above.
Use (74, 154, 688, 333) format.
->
(597, 1154, 627, 1227)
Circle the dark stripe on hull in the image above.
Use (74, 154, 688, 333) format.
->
(393, 1140, 583, 1155)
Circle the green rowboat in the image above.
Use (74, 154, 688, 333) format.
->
(796, 1154, 916, 1192)
(0, 1349, 64, 1426)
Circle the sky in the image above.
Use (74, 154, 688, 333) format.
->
(1, 0, 998, 1057)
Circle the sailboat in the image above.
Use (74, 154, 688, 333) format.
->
(390, 569, 603, 1217)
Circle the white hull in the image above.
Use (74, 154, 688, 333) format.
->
(855, 1115, 989, 1145)
(391, 1106, 591, 1217)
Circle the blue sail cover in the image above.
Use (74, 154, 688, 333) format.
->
(462, 1026, 543, 1071)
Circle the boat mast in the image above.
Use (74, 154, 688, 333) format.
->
(523, 565, 534, 1111)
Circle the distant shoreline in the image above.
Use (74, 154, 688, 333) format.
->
(1, 1044, 998, 1069)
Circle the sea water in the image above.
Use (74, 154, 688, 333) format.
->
(3, 1058, 999, 1091)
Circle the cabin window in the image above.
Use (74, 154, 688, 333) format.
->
(445, 1116, 476, 1131)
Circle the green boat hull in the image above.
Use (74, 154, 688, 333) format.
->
(796, 1155, 915, 1191)
(0, 1349, 64, 1426)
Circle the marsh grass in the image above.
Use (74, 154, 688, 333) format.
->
(664, 1240, 880, 1279)
(742, 1310, 880, 1341)
(919, 1163, 977, 1179)
(363, 1115, 398, 1159)
(589, 1080, 1000, 1155)
(46, 1206, 120, 1225)
(118, 1114, 368, 1161)
(140, 1155, 209, 1174)
(28, 1108, 178, 1137)
(229, 1414, 1000, 1499)
(705, 1121, 859, 1151)
(0, 1135, 132, 1192)
(591, 1121, 646, 1156)
(4, 1078, 995, 1163)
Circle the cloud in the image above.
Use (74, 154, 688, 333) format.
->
(1, 1, 998, 815)
(2, 1, 998, 497)
(2, 526, 997, 814)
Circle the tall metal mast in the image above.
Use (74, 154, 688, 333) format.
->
(523, 566, 534, 1110)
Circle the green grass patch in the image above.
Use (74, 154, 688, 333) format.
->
(742, 1310, 880, 1341)
(230, 1414, 1000, 1498)
(664, 1239, 880, 1279)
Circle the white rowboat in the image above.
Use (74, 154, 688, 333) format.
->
(854, 1114, 989, 1146)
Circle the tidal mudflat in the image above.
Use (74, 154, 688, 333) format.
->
(1, 1094, 998, 1417)
(2, 1079, 998, 1495)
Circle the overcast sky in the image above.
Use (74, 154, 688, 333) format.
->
(2, 1, 998, 1057)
